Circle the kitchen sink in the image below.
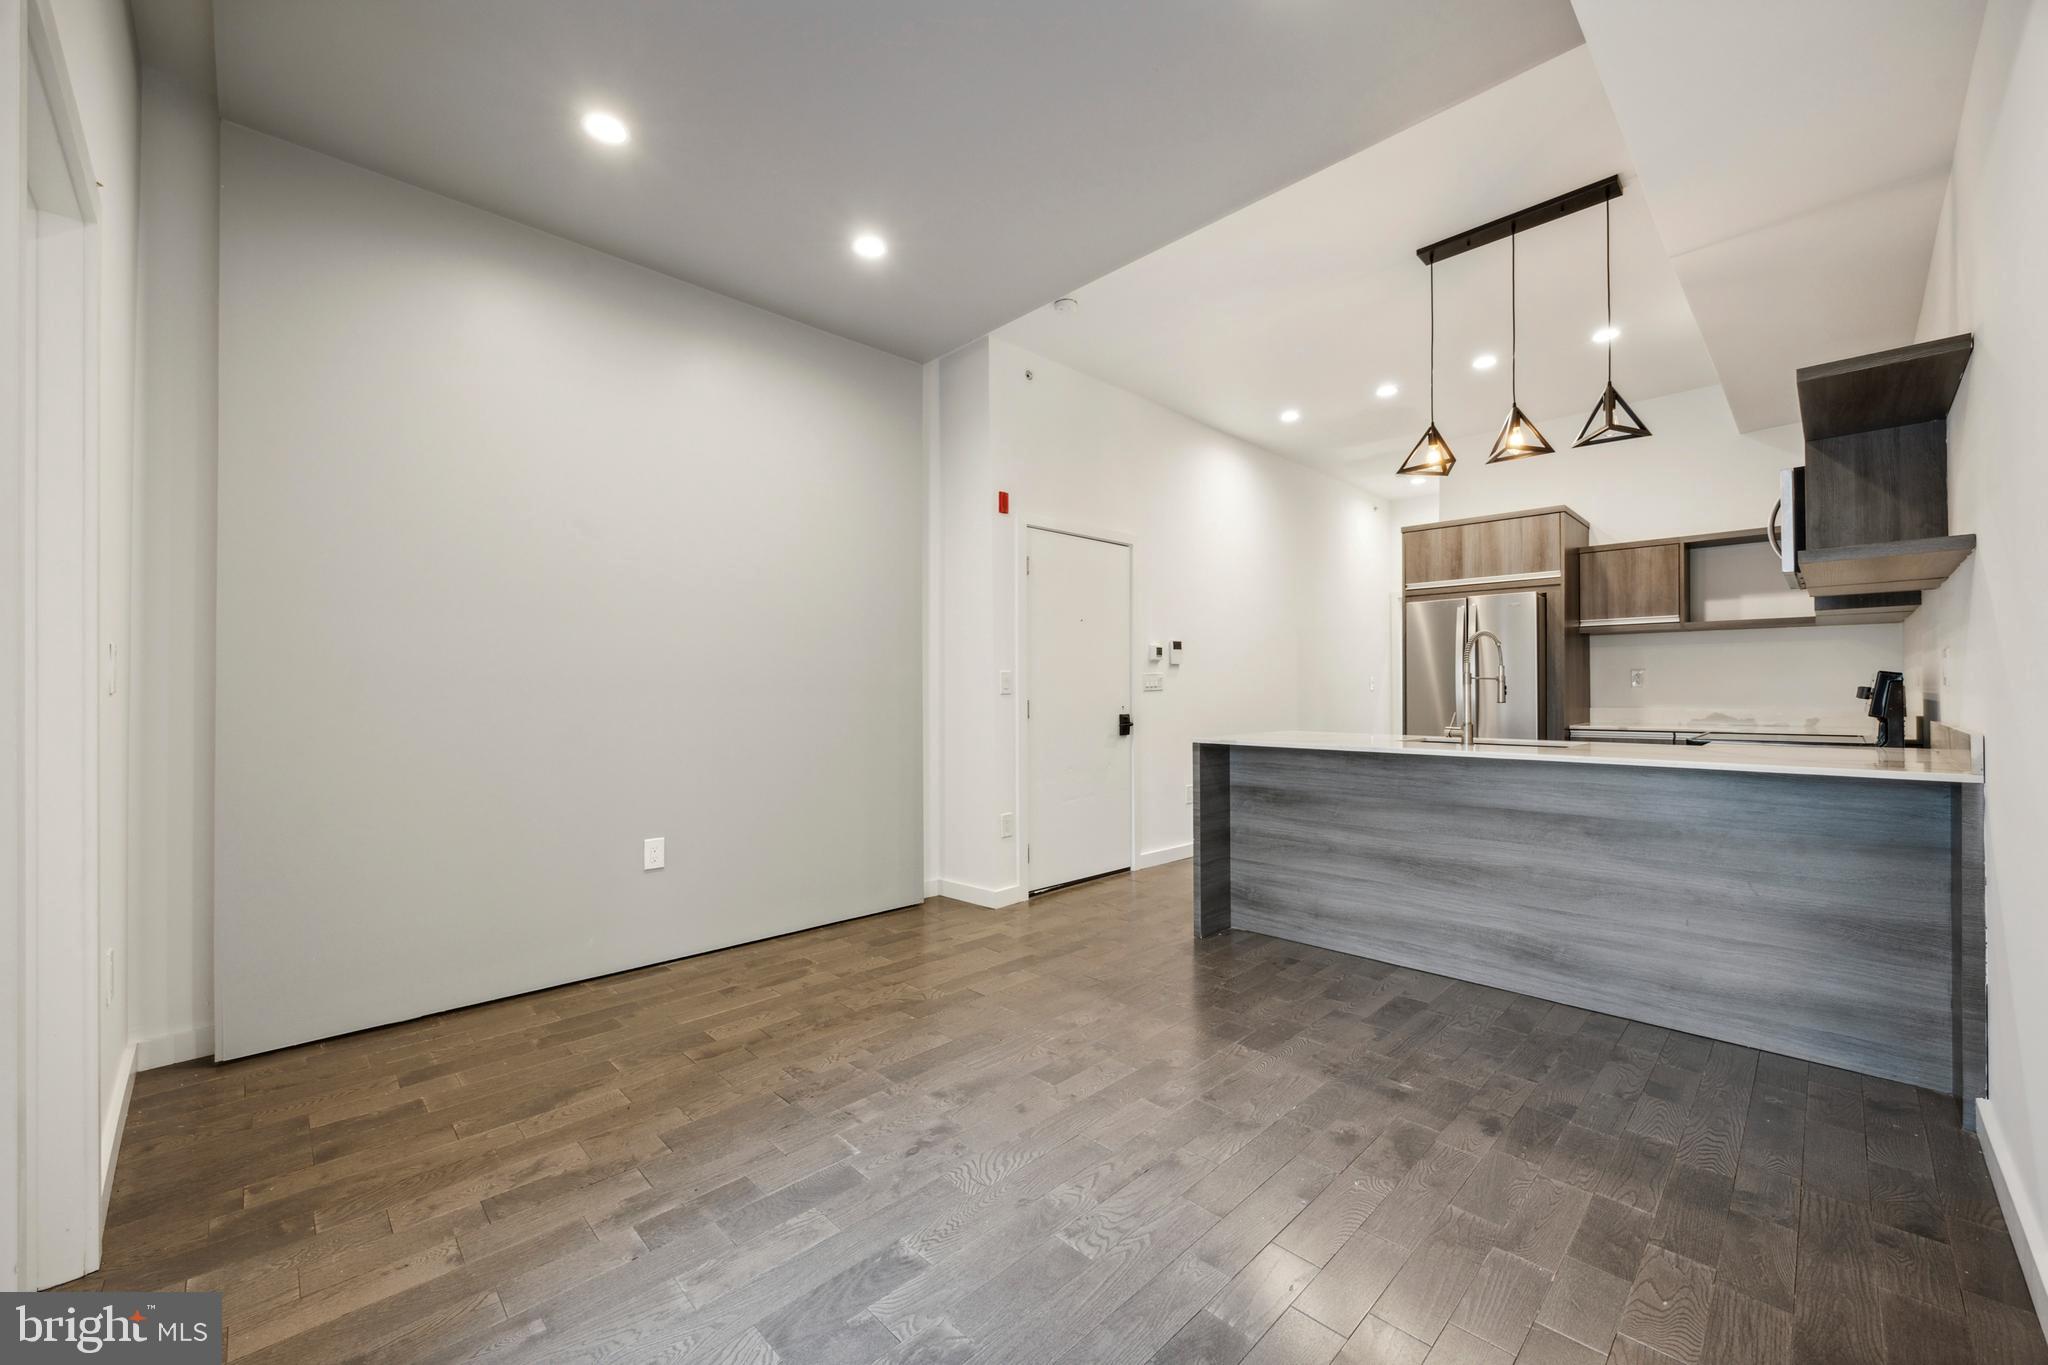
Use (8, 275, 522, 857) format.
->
(1683, 732, 1873, 747)
(1409, 736, 1571, 748)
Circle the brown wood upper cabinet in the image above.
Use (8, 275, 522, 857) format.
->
(1566, 527, 1917, 634)
(1577, 543, 1682, 626)
(1402, 524, 1465, 586)
(1401, 507, 1586, 590)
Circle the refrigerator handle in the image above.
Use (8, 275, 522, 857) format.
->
(1452, 597, 1469, 733)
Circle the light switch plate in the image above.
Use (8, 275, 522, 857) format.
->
(999, 812, 1014, 839)
(1143, 673, 1164, 691)
(998, 669, 1012, 695)
(643, 837, 665, 871)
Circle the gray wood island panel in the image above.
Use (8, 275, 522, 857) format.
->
(1193, 737, 1987, 1104)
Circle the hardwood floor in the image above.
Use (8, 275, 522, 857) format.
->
(72, 864, 2044, 1364)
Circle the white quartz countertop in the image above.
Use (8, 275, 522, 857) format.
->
(1200, 731, 1983, 785)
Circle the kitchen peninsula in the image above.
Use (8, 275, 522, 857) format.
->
(1193, 731, 1987, 1113)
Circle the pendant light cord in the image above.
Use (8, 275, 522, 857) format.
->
(1605, 197, 1614, 386)
(1428, 259, 1436, 425)
(1510, 226, 1518, 398)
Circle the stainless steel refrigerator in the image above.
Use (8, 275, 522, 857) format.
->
(1403, 591, 1546, 740)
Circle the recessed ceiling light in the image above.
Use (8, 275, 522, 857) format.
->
(1375, 382, 1399, 399)
(1471, 353, 1498, 371)
(1592, 325, 1621, 344)
(851, 232, 889, 261)
(1279, 408, 1302, 424)
(580, 111, 630, 146)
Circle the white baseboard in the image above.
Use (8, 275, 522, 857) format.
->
(99, 1041, 136, 1219)
(1137, 842, 1192, 870)
(923, 878, 940, 899)
(935, 878, 1026, 909)
(939, 851, 1185, 904)
(1976, 1098, 2048, 1331)
(134, 1022, 214, 1071)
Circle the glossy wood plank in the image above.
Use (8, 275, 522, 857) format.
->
(66, 864, 2037, 1364)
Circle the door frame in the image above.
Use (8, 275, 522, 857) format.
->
(3, 0, 105, 1290)
(1017, 521, 1137, 895)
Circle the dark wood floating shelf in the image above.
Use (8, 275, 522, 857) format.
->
(1797, 333, 1974, 442)
(1575, 611, 1918, 637)
(1798, 534, 1977, 595)
(1815, 591, 1922, 625)
(1680, 615, 1822, 633)
(1571, 525, 1921, 634)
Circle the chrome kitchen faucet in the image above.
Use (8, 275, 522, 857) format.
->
(1461, 629, 1508, 747)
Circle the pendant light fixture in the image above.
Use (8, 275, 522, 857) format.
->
(1396, 259, 1456, 477)
(1486, 225, 1552, 463)
(1574, 195, 1651, 446)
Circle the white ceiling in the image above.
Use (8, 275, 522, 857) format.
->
(1570, 0, 1986, 430)
(211, 0, 1585, 362)
(998, 48, 1719, 498)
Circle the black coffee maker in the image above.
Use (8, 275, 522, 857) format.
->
(1858, 671, 1908, 747)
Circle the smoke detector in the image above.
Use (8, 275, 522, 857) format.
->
(1052, 297, 1080, 314)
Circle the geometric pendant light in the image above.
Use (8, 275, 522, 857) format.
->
(1486, 225, 1553, 463)
(1396, 259, 1456, 477)
(1574, 196, 1651, 447)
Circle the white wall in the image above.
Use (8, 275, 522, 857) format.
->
(1, 4, 21, 1289)
(1428, 383, 1904, 731)
(929, 339, 1394, 903)
(44, 0, 138, 1195)
(130, 60, 215, 1067)
(1430, 385, 1797, 542)
(933, 340, 1004, 898)
(213, 127, 925, 1059)
(1584, 624, 1905, 729)
(1909, 0, 2048, 1311)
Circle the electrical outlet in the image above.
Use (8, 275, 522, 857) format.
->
(1185, 784, 1193, 805)
(1630, 668, 1646, 689)
(1000, 812, 1015, 839)
(1941, 646, 1952, 688)
(103, 947, 116, 1008)
(643, 837, 666, 871)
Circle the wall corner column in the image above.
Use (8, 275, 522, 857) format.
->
(1193, 743, 1231, 936)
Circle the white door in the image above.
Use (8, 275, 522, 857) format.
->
(1026, 529, 1132, 892)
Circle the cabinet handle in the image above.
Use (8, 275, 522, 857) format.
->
(1577, 615, 1683, 629)
(1766, 499, 1784, 558)
(1405, 570, 1556, 591)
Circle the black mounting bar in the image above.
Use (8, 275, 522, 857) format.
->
(1415, 174, 1623, 265)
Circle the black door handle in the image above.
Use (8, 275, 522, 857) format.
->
(1118, 713, 1134, 737)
